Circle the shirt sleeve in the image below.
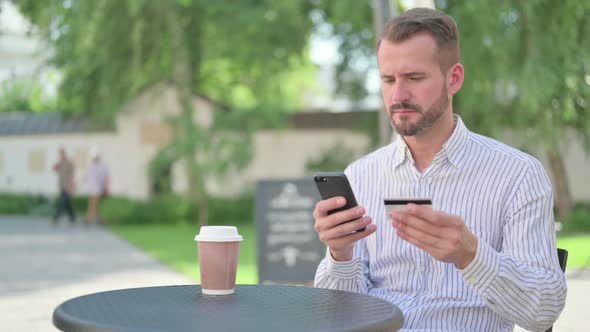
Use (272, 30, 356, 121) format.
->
(313, 165, 374, 294)
(460, 159, 567, 331)
(313, 238, 373, 294)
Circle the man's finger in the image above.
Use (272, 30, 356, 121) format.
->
(404, 203, 440, 223)
(317, 204, 365, 230)
(392, 211, 443, 239)
(321, 216, 372, 241)
(328, 224, 377, 246)
(395, 223, 445, 250)
(314, 196, 347, 218)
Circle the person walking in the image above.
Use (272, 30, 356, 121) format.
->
(52, 148, 76, 225)
(85, 146, 110, 225)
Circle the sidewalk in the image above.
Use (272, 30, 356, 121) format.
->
(0, 216, 193, 332)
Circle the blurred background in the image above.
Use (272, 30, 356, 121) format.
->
(0, 0, 589, 331)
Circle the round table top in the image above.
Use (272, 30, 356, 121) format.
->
(53, 284, 404, 332)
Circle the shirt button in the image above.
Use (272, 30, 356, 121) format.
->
(404, 300, 412, 306)
(417, 265, 425, 272)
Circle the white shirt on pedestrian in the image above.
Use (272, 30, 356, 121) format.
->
(87, 160, 109, 197)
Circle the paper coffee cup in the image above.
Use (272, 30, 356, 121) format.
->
(194, 226, 242, 295)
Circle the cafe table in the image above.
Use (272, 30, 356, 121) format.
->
(53, 284, 404, 332)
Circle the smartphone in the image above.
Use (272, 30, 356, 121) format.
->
(313, 172, 365, 232)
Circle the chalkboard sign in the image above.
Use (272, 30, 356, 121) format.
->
(255, 178, 325, 283)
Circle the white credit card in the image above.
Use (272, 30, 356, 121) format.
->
(384, 198, 432, 217)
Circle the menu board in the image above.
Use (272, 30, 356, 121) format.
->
(255, 178, 325, 283)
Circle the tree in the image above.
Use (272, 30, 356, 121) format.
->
(16, 0, 316, 225)
(311, 0, 406, 146)
(0, 78, 59, 112)
(441, 0, 590, 219)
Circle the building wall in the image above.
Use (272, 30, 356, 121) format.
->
(116, 85, 215, 199)
(0, 86, 177, 199)
(120, 85, 372, 197)
(196, 129, 371, 196)
(0, 84, 373, 200)
(1, 87, 588, 203)
(0, 133, 120, 196)
(0, 130, 368, 200)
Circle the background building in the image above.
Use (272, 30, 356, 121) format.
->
(0, 85, 371, 199)
(1, 86, 589, 202)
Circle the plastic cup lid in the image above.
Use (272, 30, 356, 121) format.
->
(194, 226, 243, 242)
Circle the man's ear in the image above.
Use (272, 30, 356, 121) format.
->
(448, 63, 464, 95)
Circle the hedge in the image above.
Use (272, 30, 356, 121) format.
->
(0, 192, 254, 225)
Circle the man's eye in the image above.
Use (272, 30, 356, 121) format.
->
(410, 76, 423, 81)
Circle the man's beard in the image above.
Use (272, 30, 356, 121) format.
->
(388, 86, 449, 137)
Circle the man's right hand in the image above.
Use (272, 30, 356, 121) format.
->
(313, 197, 376, 261)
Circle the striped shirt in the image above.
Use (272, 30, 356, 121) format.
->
(314, 115, 567, 332)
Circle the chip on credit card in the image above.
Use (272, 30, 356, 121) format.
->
(384, 198, 432, 216)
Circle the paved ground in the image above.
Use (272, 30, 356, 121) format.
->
(1, 215, 588, 331)
(0, 216, 193, 332)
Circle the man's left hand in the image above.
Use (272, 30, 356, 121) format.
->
(391, 203, 477, 269)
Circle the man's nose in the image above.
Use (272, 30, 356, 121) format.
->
(389, 82, 411, 104)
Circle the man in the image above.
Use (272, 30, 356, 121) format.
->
(85, 146, 109, 225)
(52, 148, 76, 225)
(313, 8, 566, 332)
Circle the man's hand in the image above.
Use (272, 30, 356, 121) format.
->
(313, 197, 376, 261)
(391, 203, 477, 269)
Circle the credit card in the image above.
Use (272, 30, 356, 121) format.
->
(384, 198, 432, 216)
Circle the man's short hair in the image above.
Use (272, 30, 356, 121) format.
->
(378, 7, 460, 72)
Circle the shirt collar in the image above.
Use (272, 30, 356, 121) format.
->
(438, 115, 469, 168)
(391, 114, 469, 169)
(392, 133, 412, 169)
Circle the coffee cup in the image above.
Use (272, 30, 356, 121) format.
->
(194, 226, 243, 295)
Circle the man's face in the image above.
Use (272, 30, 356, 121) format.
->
(377, 33, 451, 137)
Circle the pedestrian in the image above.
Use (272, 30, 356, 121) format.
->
(85, 146, 109, 225)
(312, 8, 566, 331)
(52, 148, 76, 225)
